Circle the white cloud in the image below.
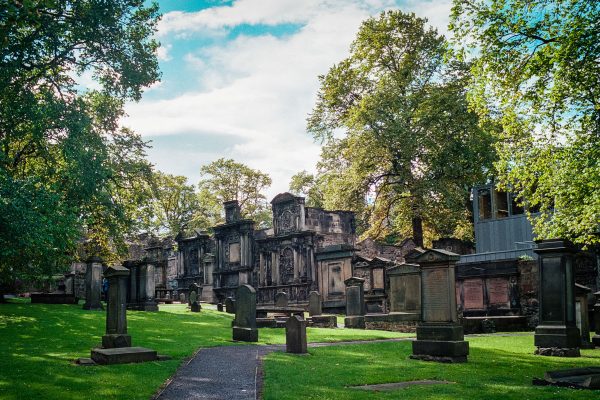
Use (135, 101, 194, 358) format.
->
(125, 0, 452, 198)
(156, 43, 172, 61)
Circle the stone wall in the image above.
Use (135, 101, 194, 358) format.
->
(365, 320, 418, 333)
(517, 259, 539, 329)
(356, 238, 415, 263)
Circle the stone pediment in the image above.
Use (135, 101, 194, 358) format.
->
(271, 192, 304, 205)
(414, 248, 460, 264)
(387, 263, 421, 275)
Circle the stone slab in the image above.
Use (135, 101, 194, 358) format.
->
(31, 293, 78, 304)
(91, 347, 157, 365)
(257, 317, 277, 328)
(412, 340, 469, 359)
(417, 324, 464, 341)
(233, 327, 258, 342)
(310, 315, 337, 328)
(344, 316, 365, 329)
(534, 325, 581, 349)
(533, 367, 600, 389)
(351, 380, 453, 391)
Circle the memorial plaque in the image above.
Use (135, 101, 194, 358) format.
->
(422, 268, 451, 322)
(229, 242, 240, 263)
(463, 279, 484, 310)
(487, 277, 509, 305)
(373, 268, 384, 289)
(541, 256, 564, 322)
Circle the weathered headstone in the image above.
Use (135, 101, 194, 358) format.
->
(387, 263, 421, 314)
(217, 303, 224, 312)
(286, 315, 307, 354)
(232, 285, 258, 342)
(189, 283, 201, 312)
(64, 272, 75, 295)
(309, 291, 322, 316)
(179, 293, 186, 303)
(137, 262, 158, 311)
(225, 297, 236, 314)
(593, 291, 600, 346)
(89, 265, 160, 365)
(82, 257, 104, 311)
(534, 240, 581, 357)
(575, 284, 593, 349)
(275, 292, 289, 308)
(344, 277, 366, 329)
(411, 249, 469, 363)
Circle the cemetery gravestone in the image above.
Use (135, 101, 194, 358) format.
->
(217, 303, 224, 312)
(575, 284, 593, 349)
(286, 315, 308, 354)
(387, 263, 421, 314)
(344, 277, 366, 329)
(179, 293, 186, 303)
(275, 292, 289, 308)
(232, 285, 258, 342)
(411, 249, 469, 363)
(225, 297, 236, 314)
(593, 291, 600, 346)
(137, 262, 158, 311)
(534, 240, 581, 357)
(189, 283, 201, 312)
(90, 265, 160, 365)
(309, 291, 322, 316)
(82, 257, 104, 311)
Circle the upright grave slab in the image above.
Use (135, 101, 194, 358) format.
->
(344, 277, 366, 329)
(534, 240, 581, 357)
(82, 257, 104, 311)
(286, 315, 308, 354)
(232, 284, 258, 342)
(189, 283, 201, 312)
(411, 249, 469, 363)
(89, 265, 161, 365)
(593, 291, 600, 346)
(275, 292, 289, 308)
(137, 262, 158, 311)
(225, 296, 236, 314)
(387, 262, 421, 314)
(309, 291, 322, 316)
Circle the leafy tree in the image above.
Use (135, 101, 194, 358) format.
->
(197, 158, 273, 228)
(0, 1, 160, 289)
(450, 0, 600, 245)
(288, 170, 324, 208)
(144, 172, 199, 237)
(307, 11, 496, 246)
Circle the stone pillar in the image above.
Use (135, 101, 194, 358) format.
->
(575, 284, 593, 349)
(123, 260, 139, 307)
(232, 284, 258, 342)
(102, 265, 131, 348)
(83, 257, 104, 311)
(593, 291, 600, 346)
(286, 315, 307, 354)
(189, 283, 201, 312)
(138, 262, 158, 311)
(411, 249, 469, 363)
(387, 263, 421, 314)
(534, 239, 581, 357)
(309, 291, 322, 316)
(344, 277, 365, 329)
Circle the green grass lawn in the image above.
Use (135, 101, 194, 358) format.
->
(263, 335, 600, 400)
(0, 300, 409, 400)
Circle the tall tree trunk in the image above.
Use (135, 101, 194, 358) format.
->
(412, 216, 424, 248)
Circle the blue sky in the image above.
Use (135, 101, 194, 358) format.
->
(123, 0, 452, 198)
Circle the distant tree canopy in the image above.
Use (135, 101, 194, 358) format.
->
(195, 158, 273, 229)
(451, 0, 600, 246)
(307, 11, 497, 246)
(288, 171, 324, 208)
(0, 1, 160, 285)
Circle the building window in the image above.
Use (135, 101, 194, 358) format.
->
(510, 193, 524, 215)
(478, 188, 492, 220)
(495, 190, 509, 218)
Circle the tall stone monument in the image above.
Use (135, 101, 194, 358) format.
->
(387, 262, 421, 314)
(534, 239, 581, 357)
(90, 265, 161, 365)
(286, 315, 308, 354)
(411, 249, 469, 363)
(82, 256, 103, 311)
(344, 277, 366, 329)
(232, 284, 258, 342)
(124, 260, 158, 311)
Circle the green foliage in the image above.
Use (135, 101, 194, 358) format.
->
(450, 0, 600, 245)
(288, 170, 324, 207)
(0, 1, 161, 282)
(307, 11, 496, 245)
(144, 171, 199, 237)
(196, 158, 273, 228)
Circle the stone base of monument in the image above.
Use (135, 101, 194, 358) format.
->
(257, 317, 277, 328)
(535, 347, 581, 357)
(91, 347, 158, 365)
(534, 325, 581, 357)
(344, 316, 365, 329)
(127, 301, 159, 312)
(310, 315, 337, 328)
(191, 303, 201, 312)
(233, 326, 258, 342)
(31, 293, 79, 304)
(102, 333, 132, 348)
(82, 302, 104, 311)
(411, 323, 469, 363)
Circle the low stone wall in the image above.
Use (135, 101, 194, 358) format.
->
(517, 259, 539, 329)
(462, 316, 529, 334)
(364, 312, 420, 333)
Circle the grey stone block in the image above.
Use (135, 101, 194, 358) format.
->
(233, 327, 258, 342)
(91, 347, 158, 365)
(344, 315, 365, 329)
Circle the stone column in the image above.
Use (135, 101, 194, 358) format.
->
(593, 291, 600, 346)
(534, 239, 581, 357)
(232, 284, 258, 342)
(102, 265, 131, 348)
(344, 277, 365, 329)
(83, 257, 104, 311)
(411, 249, 469, 363)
